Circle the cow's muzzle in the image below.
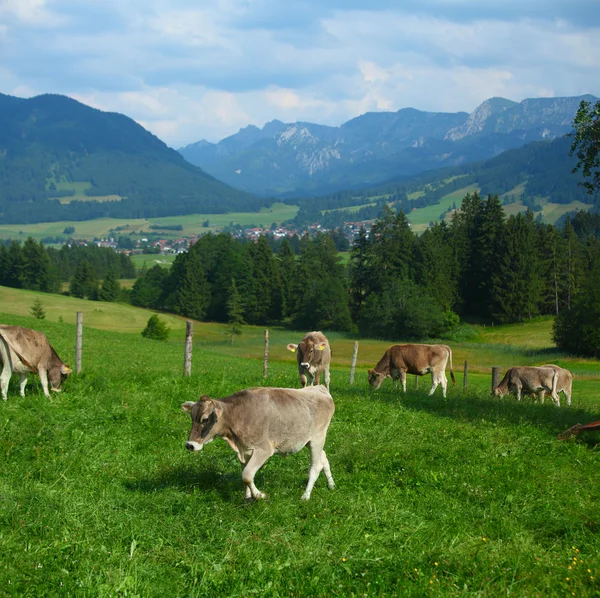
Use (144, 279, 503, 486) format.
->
(186, 441, 203, 452)
(300, 362, 310, 370)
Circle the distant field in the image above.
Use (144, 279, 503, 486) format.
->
(0, 203, 299, 242)
(408, 185, 479, 232)
(129, 254, 177, 271)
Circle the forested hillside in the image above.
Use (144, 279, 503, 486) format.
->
(287, 135, 599, 229)
(0, 93, 263, 224)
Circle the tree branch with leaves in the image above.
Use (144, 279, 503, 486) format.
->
(570, 99, 600, 194)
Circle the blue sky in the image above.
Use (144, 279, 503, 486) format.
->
(1, 0, 599, 147)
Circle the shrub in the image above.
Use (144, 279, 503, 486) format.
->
(141, 314, 170, 341)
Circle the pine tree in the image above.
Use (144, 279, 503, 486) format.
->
(278, 239, 298, 318)
(226, 279, 245, 344)
(97, 267, 120, 302)
(20, 237, 52, 292)
(69, 261, 98, 299)
(348, 226, 372, 322)
(30, 298, 46, 320)
(141, 314, 170, 341)
(168, 250, 210, 320)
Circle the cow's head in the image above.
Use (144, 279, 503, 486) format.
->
(492, 385, 506, 398)
(181, 396, 223, 452)
(49, 364, 72, 392)
(368, 368, 387, 390)
(287, 339, 327, 370)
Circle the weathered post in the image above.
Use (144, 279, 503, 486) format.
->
(491, 366, 502, 394)
(75, 312, 83, 374)
(184, 320, 193, 377)
(263, 329, 269, 379)
(463, 360, 468, 391)
(349, 341, 359, 384)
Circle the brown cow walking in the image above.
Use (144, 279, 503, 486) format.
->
(368, 344, 455, 397)
(182, 385, 336, 501)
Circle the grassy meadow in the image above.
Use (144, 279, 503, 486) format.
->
(0, 291, 599, 596)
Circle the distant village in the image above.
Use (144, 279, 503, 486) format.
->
(76, 221, 370, 255)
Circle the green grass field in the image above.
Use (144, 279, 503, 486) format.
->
(0, 291, 599, 596)
(0, 203, 299, 243)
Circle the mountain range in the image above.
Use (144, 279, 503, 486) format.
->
(179, 95, 598, 198)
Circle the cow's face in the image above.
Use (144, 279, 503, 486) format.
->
(368, 368, 386, 390)
(288, 340, 327, 370)
(49, 364, 72, 392)
(181, 397, 223, 451)
(492, 386, 506, 398)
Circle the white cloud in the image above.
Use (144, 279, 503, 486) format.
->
(1, 1, 598, 145)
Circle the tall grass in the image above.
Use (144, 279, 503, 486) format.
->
(0, 312, 599, 596)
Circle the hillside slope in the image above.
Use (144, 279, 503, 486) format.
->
(0, 93, 262, 224)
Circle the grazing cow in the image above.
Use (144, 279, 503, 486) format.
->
(287, 331, 331, 390)
(493, 366, 560, 405)
(540, 364, 573, 406)
(182, 385, 335, 501)
(0, 325, 71, 400)
(368, 344, 455, 397)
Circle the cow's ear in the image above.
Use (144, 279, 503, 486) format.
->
(287, 344, 297, 352)
(181, 401, 196, 413)
(199, 394, 211, 402)
(368, 369, 373, 375)
(214, 406, 223, 420)
(317, 342, 327, 351)
(62, 364, 72, 375)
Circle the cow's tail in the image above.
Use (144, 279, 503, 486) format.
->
(447, 346, 455, 385)
(551, 370, 559, 404)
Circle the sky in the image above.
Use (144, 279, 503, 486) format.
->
(1, 0, 599, 148)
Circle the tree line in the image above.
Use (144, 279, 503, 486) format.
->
(0, 239, 136, 300)
(129, 192, 600, 354)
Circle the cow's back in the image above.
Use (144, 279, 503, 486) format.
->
(0, 326, 51, 369)
(224, 386, 334, 453)
(509, 366, 555, 391)
(390, 344, 449, 373)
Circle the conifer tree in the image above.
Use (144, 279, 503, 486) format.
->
(226, 279, 245, 344)
(69, 261, 98, 299)
(20, 237, 52, 292)
(141, 314, 170, 341)
(30, 298, 46, 320)
(97, 267, 120, 302)
(278, 239, 298, 318)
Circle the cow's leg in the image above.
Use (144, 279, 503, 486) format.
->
(440, 372, 448, 398)
(314, 369, 321, 386)
(19, 374, 27, 397)
(429, 372, 440, 396)
(38, 368, 51, 398)
(0, 366, 9, 401)
(321, 450, 335, 490)
(550, 389, 560, 407)
(516, 386, 522, 401)
(299, 372, 308, 388)
(400, 370, 407, 393)
(241, 447, 274, 500)
(301, 436, 327, 501)
(323, 367, 330, 390)
(565, 388, 572, 407)
(537, 391, 545, 404)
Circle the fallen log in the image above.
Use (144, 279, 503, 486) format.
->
(558, 420, 600, 440)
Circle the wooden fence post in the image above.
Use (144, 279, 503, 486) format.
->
(184, 321, 193, 377)
(263, 330, 269, 379)
(491, 366, 502, 394)
(463, 360, 468, 391)
(349, 341, 359, 384)
(75, 312, 83, 374)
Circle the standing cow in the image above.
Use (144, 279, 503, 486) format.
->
(0, 325, 71, 400)
(287, 331, 331, 390)
(493, 366, 560, 405)
(368, 343, 455, 397)
(182, 385, 336, 501)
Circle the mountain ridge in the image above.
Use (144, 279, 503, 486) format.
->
(179, 95, 598, 198)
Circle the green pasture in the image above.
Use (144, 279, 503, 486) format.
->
(0, 203, 299, 242)
(0, 309, 599, 597)
(129, 254, 177, 271)
(408, 185, 480, 233)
